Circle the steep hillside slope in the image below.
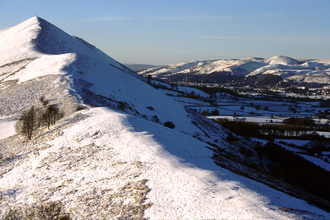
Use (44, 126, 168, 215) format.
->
(2, 108, 330, 219)
(0, 17, 199, 136)
(1, 17, 330, 219)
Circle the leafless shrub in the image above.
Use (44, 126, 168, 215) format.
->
(164, 121, 175, 129)
(118, 101, 129, 111)
(151, 115, 161, 124)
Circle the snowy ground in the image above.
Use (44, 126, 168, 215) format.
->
(252, 138, 306, 153)
(297, 154, 330, 172)
(0, 120, 16, 140)
(150, 80, 210, 99)
(275, 139, 310, 146)
(171, 97, 211, 106)
(316, 131, 330, 138)
(1, 108, 329, 219)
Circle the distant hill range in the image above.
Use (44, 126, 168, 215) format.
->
(138, 56, 330, 89)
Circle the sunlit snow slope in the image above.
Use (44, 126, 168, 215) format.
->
(0, 17, 329, 219)
(0, 17, 199, 135)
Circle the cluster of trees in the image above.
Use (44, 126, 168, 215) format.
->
(255, 142, 330, 204)
(202, 109, 219, 116)
(303, 139, 330, 156)
(15, 96, 63, 140)
(283, 117, 316, 127)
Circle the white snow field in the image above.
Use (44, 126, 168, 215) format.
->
(0, 17, 329, 219)
(0, 120, 16, 140)
(1, 108, 329, 219)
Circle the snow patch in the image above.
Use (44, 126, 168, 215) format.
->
(0, 120, 17, 140)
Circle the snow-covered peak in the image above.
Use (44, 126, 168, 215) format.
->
(0, 17, 42, 66)
(0, 16, 124, 70)
(266, 55, 299, 66)
(33, 17, 117, 65)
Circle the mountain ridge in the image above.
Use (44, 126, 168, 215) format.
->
(139, 55, 330, 87)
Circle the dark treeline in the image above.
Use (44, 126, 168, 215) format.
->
(215, 119, 329, 140)
(193, 86, 240, 97)
(283, 117, 317, 127)
(255, 142, 330, 205)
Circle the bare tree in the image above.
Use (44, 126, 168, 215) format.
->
(39, 95, 63, 129)
(15, 96, 64, 140)
(15, 106, 36, 140)
(42, 105, 60, 129)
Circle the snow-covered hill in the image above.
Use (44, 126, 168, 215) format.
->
(0, 17, 330, 219)
(0, 17, 198, 135)
(2, 108, 329, 219)
(139, 55, 330, 85)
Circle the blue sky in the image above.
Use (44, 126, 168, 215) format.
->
(1, 0, 330, 65)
